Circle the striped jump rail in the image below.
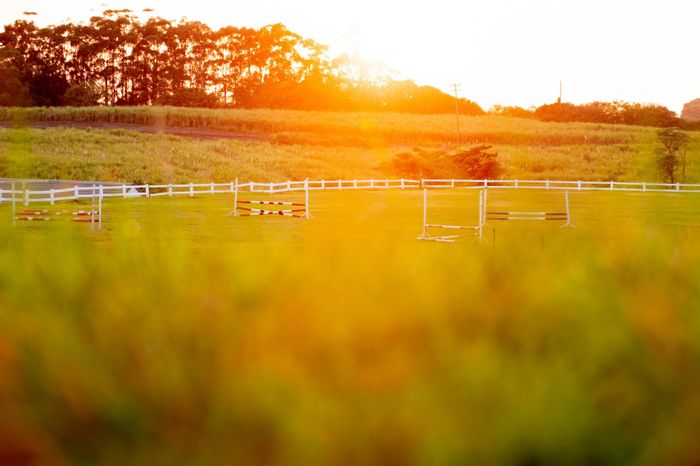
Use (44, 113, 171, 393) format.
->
(228, 177, 310, 219)
(15, 209, 99, 223)
(237, 200, 306, 207)
(237, 207, 307, 218)
(486, 211, 568, 221)
(480, 191, 574, 233)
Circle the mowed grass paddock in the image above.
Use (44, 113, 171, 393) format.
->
(2, 188, 700, 465)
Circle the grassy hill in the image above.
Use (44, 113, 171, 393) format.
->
(1, 106, 698, 183)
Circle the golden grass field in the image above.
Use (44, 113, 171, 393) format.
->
(1, 108, 700, 465)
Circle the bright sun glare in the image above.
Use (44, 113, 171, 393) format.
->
(1, 0, 699, 111)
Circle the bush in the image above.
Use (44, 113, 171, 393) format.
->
(383, 145, 501, 179)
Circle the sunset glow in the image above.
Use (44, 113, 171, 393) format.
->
(1, 0, 699, 111)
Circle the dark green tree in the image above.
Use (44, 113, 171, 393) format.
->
(656, 127, 690, 183)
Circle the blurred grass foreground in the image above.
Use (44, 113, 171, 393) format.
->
(1, 191, 700, 466)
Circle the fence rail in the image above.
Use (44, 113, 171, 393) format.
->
(1, 178, 700, 205)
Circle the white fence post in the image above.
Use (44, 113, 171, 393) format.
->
(50, 189, 55, 205)
(578, 180, 582, 191)
(546, 180, 550, 190)
(401, 178, 405, 190)
(190, 183, 194, 197)
(321, 180, 325, 190)
(515, 179, 519, 189)
(643, 182, 647, 193)
(74, 185, 79, 200)
(304, 179, 310, 219)
(122, 184, 127, 198)
(24, 188, 29, 206)
(145, 185, 150, 197)
(610, 180, 614, 191)
(676, 183, 680, 192)
(168, 184, 173, 197)
(211, 182, 215, 194)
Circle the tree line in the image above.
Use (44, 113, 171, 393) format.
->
(0, 11, 483, 114)
(491, 101, 700, 130)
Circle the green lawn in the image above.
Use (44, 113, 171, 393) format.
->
(2, 188, 700, 465)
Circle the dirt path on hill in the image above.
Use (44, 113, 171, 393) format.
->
(0, 120, 271, 142)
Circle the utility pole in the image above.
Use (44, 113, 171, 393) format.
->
(558, 81, 563, 109)
(450, 83, 461, 146)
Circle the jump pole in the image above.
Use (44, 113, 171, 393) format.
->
(91, 184, 96, 230)
(422, 188, 428, 239)
(234, 177, 239, 217)
(478, 190, 483, 242)
(98, 185, 103, 230)
(561, 191, 575, 228)
(304, 178, 309, 219)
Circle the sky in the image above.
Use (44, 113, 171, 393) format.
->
(1, 0, 699, 114)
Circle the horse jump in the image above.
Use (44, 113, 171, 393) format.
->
(480, 190, 574, 241)
(12, 183, 103, 230)
(229, 178, 310, 219)
(417, 189, 484, 243)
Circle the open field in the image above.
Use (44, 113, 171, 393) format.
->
(2, 188, 700, 465)
(1, 122, 699, 183)
(0, 106, 658, 146)
(2, 108, 700, 465)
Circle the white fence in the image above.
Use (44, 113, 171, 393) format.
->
(1, 178, 700, 206)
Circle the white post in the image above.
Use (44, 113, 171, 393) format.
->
(74, 185, 79, 200)
(610, 180, 614, 191)
(354, 179, 358, 189)
(145, 184, 150, 197)
(546, 180, 550, 190)
(401, 178, 405, 190)
(98, 185, 103, 230)
(478, 190, 483, 242)
(422, 188, 427, 239)
(287, 180, 291, 191)
(676, 182, 680, 192)
(515, 179, 519, 189)
(50, 189, 55, 205)
(482, 189, 488, 229)
(578, 180, 582, 191)
(338, 179, 342, 190)
(483, 179, 487, 189)
(233, 178, 239, 216)
(211, 182, 215, 194)
(385, 179, 389, 189)
(561, 191, 575, 229)
(91, 184, 96, 230)
(168, 184, 173, 197)
(304, 179, 310, 219)
(122, 184, 127, 198)
(643, 182, 647, 193)
(321, 180, 325, 190)
(269, 182, 273, 193)
(190, 183, 194, 197)
(24, 187, 29, 207)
